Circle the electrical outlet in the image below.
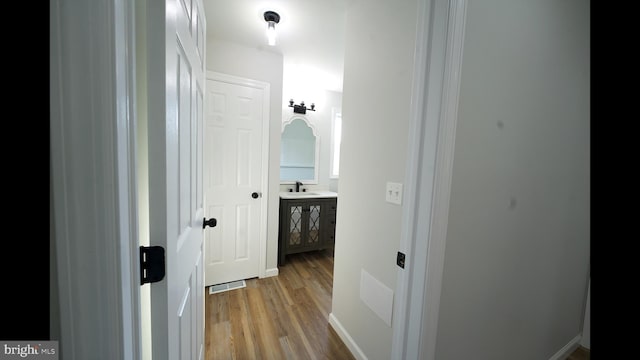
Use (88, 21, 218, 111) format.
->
(386, 182, 403, 205)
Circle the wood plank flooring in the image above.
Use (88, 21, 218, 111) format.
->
(205, 250, 355, 360)
(567, 346, 590, 360)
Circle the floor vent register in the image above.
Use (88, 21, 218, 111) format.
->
(208, 280, 246, 295)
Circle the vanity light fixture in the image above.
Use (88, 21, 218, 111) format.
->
(264, 11, 280, 46)
(289, 99, 316, 114)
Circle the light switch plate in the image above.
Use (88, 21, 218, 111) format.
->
(386, 182, 403, 205)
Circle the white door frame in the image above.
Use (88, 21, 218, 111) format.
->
(205, 71, 271, 279)
(50, 0, 140, 358)
(390, 0, 467, 359)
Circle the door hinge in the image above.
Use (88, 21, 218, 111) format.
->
(396, 251, 406, 269)
(140, 246, 166, 285)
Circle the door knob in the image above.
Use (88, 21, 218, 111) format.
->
(203, 217, 217, 229)
(251, 192, 261, 199)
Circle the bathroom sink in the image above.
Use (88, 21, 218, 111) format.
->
(279, 191, 338, 199)
(287, 192, 320, 196)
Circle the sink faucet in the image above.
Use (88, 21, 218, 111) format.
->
(295, 181, 303, 192)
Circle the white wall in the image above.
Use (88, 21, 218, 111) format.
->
(330, 0, 419, 358)
(279, 86, 342, 192)
(206, 39, 284, 271)
(434, 1, 590, 359)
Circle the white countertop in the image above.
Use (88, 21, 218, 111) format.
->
(279, 190, 338, 199)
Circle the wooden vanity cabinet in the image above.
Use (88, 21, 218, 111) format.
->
(278, 197, 337, 266)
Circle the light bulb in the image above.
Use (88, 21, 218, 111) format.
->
(266, 21, 276, 46)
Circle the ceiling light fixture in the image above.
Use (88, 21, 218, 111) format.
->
(263, 11, 280, 46)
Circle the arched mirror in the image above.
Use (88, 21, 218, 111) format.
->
(280, 117, 319, 184)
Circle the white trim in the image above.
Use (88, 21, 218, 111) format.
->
(548, 335, 582, 360)
(329, 107, 342, 179)
(281, 114, 318, 135)
(390, 0, 432, 356)
(391, 0, 468, 359)
(580, 277, 590, 349)
(115, 0, 141, 358)
(50, 0, 139, 358)
(328, 313, 368, 360)
(206, 71, 271, 92)
(418, 2, 467, 358)
(205, 71, 271, 280)
(264, 267, 280, 278)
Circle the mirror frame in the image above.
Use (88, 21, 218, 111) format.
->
(280, 115, 320, 185)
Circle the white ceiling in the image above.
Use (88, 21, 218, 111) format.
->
(203, 0, 348, 92)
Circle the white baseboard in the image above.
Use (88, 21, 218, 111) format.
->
(264, 267, 279, 278)
(548, 334, 582, 360)
(328, 313, 367, 360)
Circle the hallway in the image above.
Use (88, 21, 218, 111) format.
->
(205, 250, 354, 359)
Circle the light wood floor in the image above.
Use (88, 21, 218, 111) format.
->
(567, 346, 590, 360)
(205, 250, 355, 360)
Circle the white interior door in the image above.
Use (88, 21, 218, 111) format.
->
(204, 73, 270, 286)
(147, 0, 206, 359)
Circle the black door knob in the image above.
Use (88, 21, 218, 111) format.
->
(203, 217, 217, 229)
(251, 192, 260, 199)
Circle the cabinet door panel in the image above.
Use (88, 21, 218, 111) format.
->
(306, 204, 322, 245)
(289, 205, 303, 245)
